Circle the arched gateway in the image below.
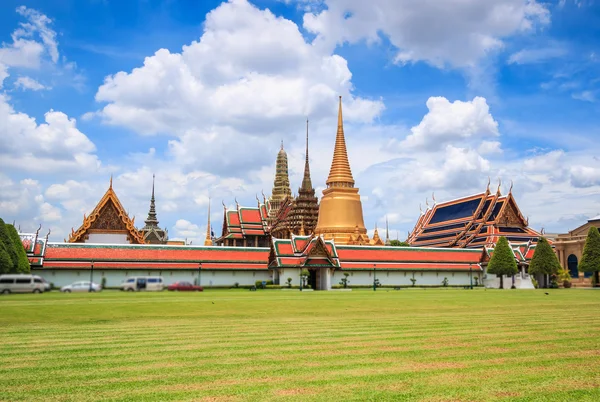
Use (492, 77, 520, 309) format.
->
(567, 254, 578, 278)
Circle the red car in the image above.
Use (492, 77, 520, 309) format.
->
(167, 281, 203, 292)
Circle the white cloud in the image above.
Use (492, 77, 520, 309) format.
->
(570, 165, 600, 188)
(14, 76, 48, 91)
(93, 0, 384, 171)
(508, 46, 567, 65)
(0, 6, 58, 69)
(37, 202, 62, 222)
(478, 140, 503, 155)
(399, 96, 499, 151)
(572, 91, 595, 102)
(0, 63, 8, 88)
(0, 93, 100, 174)
(522, 150, 565, 173)
(303, 0, 550, 68)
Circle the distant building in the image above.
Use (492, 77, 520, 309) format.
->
(140, 175, 168, 244)
(552, 215, 600, 286)
(215, 201, 270, 247)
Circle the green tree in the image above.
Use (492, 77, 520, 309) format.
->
(6, 224, 30, 273)
(528, 237, 561, 284)
(579, 226, 600, 286)
(487, 236, 518, 289)
(390, 240, 410, 247)
(0, 247, 13, 274)
(0, 218, 18, 273)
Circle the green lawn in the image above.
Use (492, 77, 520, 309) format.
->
(1, 289, 599, 401)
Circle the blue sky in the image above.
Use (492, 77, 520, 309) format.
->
(1, 0, 599, 243)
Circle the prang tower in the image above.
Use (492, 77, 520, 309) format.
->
(314, 96, 368, 245)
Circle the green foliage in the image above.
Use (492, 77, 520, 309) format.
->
(265, 285, 282, 289)
(531, 277, 539, 289)
(0, 218, 18, 273)
(557, 268, 572, 283)
(473, 277, 479, 286)
(339, 272, 350, 288)
(529, 237, 560, 276)
(390, 240, 409, 247)
(374, 278, 381, 288)
(579, 227, 600, 274)
(0, 247, 13, 275)
(233, 282, 239, 288)
(488, 237, 518, 277)
(6, 224, 30, 273)
(410, 277, 417, 287)
(286, 278, 292, 288)
(254, 280, 273, 289)
(442, 277, 449, 287)
(101, 277, 107, 289)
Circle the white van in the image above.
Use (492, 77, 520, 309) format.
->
(0, 274, 45, 294)
(121, 276, 164, 292)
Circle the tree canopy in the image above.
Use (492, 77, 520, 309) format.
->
(390, 240, 410, 247)
(6, 224, 30, 273)
(579, 226, 600, 274)
(0, 218, 30, 274)
(529, 237, 561, 276)
(488, 236, 518, 277)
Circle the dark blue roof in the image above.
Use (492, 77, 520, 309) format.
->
(428, 197, 482, 224)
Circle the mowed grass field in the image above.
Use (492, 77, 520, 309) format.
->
(1, 289, 599, 401)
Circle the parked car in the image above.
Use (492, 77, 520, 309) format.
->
(61, 281, 102, 293)
(40, 277, 52, 292)
(121, 276, 164, 292)
(0, 274, 45, 294)
(167, 281, 203, 292)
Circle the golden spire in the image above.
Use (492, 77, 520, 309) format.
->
(204, 199, 212, 246)
(301, 119, 313, 191)
(326, 96, 355, 188)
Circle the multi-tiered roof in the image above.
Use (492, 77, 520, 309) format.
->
(140, 175, 168, 244)
(215, 200, 270, 247)
(408, 182, 541, 248)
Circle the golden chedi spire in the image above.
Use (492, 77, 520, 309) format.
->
(204, 199, 213, 246)
(268, 141, 293, 224)
(314, 96, 368, 245)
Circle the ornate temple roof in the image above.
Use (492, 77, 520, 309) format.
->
(217, 200, 270, 241)
(68, 178, 145, 244)
(40, 242, 269, 271)
(141, 175, 168, 244)
(408, 182, 541, 248)
(270, 234, 483, 271)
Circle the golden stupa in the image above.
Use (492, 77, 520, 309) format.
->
(314, 96, 369, 245)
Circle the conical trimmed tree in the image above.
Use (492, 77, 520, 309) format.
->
(0, 218, 17, 273)
(6, 224, 30, 274)
(0, 247, 13, 274)
(579, 226, 600, 286)
(529, 237, 561, 287)
(487, 236, 518, 289)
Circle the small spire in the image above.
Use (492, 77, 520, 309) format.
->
(301, 118, 313, 191)
(204, 199, 212, 246)
(509, 180, 514, 194)
(299, 220, 306, 236)
(385, 216, 391, 246)
(109, 174, 113, 189)
(144, 174, 159, 227)
(281, 140, 284, 150)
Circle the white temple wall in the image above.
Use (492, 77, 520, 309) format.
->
(331, 270, 479, 287)
(35, 269, 272, 288)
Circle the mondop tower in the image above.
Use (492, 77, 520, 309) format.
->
(314, 96, 369, 245)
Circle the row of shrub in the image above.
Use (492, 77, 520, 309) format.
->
(0, 218, 30, 275)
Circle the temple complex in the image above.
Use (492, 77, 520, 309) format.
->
(270, 120, 319, 239)
(68, 178, 145, 244)
(408, 182, 541, 248)
(140, 175, 168, 244)
(314, 97, 369, 245)
(215, 200, 270, 247)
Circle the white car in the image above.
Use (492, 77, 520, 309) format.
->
(61, 281, 102, 293)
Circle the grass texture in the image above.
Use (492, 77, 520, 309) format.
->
(1, 288, 599, 401)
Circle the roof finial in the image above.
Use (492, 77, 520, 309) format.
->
(425, 198, 429, 208)
(281, 140, 284, 150)
(235, 197, 239, 209)
(419, 203, 423, 214)
(301, 118, 313, 191)
(109, 174, 113, 189)
(222, 200, 227, 211)
(432, 192, 436, 204)
(152, 174, 155, 199)
(497, 178, 502, 193)
(509, 180, 513, 194)
(385, 216, 391, 246)
(204, 198, 212, 246)
(487, 176, 491, 192)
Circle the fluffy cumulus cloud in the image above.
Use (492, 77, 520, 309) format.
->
(302, 0, 550, 68)
(93, 0, 384, 173)
(0, 93, 100, 174)
(399, 96, 499, 151)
